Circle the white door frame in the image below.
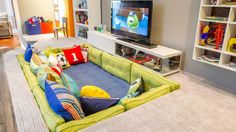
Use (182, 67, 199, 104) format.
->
(11, 0, 26, 48)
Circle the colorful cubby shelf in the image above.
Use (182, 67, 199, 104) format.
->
(193, 0, 236, 72)
(73, 0, 101, 40)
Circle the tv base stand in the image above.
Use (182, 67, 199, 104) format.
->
(116, 37, 157, 49)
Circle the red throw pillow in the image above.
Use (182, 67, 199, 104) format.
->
(63, 46, 84, 65)
(81, 47, 89, 63)
(51, 64, 63, 76)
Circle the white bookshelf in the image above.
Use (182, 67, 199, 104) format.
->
(193, 0, 236, 72)
(73, 0, 101, 40)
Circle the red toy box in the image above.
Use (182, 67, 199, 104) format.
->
(40, 22, 53, 34)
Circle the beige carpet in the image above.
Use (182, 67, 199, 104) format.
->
(83, 73, 236, 132)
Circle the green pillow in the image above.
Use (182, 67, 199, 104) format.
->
(61, 73, 80, 99)
(119, 77, 144, 105)
(37, 67, 63, 90)
(30, 53, 49, 75)
(128, 77, 144, 95)
(43, 47, 53, 58)
(43, 46, 63, 58)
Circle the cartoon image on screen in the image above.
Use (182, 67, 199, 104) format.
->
(112, 6, 149, 36)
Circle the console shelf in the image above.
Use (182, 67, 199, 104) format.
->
(88, 30, 182, 76)
(193, 0, 236, 72)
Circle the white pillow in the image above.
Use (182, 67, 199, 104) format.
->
(48, 54, 59, 66)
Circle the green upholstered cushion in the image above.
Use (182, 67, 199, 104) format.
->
(17, 54, 65, 131)
(120, 85, 171, 110)
(102, 53, 133, 83)
(131, 63, 180, 92)
(88, 46, 103, 67)
(56, 105, 125, 132)
(17, 55, 39, 91)
(33, 87, 65, 131)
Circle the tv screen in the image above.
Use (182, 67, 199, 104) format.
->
(111, 1, 152, 41)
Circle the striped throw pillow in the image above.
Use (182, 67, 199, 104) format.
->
(45, 80, 85, 122)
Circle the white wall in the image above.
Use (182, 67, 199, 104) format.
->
(101, 0, 236, 92)
(0, 0, 6, 13)
(18, 0, 55, 34)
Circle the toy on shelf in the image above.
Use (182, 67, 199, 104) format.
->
(78, 2, 87, 9)
(168, 56, 180, 67)
(77, 28, 88, 38)
(227, 38, 236, 53)
(214, 24, 225, 49)
(199, 23, 225, 49)
(76, 11, 88, 25)
(200, 25, 210, 46)
(210, 0, 217, 5)
(205, 16, 228, 21)
(224, 0, 236, 5)
(143, 57, 162, 72)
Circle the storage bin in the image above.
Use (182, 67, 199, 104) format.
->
(40, 22, 53, 34)
(25, 21, 41, 35)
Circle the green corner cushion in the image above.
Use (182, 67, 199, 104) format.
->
(33, 87, 65, 131)
(102, 53, 133, 83)
(56, 105, 125, 132)
(88, 46, 103, 67)
(17, 54, 39, 90)
(131, 63, 180, 92)
(120, 85, 171, 110)
(17, 54, 65, 131)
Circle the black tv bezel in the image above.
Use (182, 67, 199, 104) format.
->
(111, 0, 153, 43)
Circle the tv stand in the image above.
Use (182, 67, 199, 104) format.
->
(87, 30, 182, 76)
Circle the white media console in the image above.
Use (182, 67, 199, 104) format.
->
(87, 30, 182, 76)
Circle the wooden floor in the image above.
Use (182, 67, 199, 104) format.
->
(0, 50, 17, 132)
(0, 36, 20, 50)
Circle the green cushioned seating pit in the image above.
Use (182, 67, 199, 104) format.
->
(102, 52, 133, 83)
(18, 44, 180, 132)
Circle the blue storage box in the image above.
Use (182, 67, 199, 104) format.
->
(25, 21, 41, 35)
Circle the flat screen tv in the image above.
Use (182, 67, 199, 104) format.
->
(111, 1, 153, 46)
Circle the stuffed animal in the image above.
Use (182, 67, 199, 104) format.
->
(56, 54, 68, 68)
(28, 16, 38, 24)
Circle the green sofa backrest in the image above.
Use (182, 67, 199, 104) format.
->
(88, 46, 103, 67)
(101, 52, 133, 83)
(131, 63, 180, 92)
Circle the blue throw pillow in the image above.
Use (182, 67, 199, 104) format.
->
(24, 43, 33, 63)
(45, 80, 85, 122)
(79, 96, 120, 116)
